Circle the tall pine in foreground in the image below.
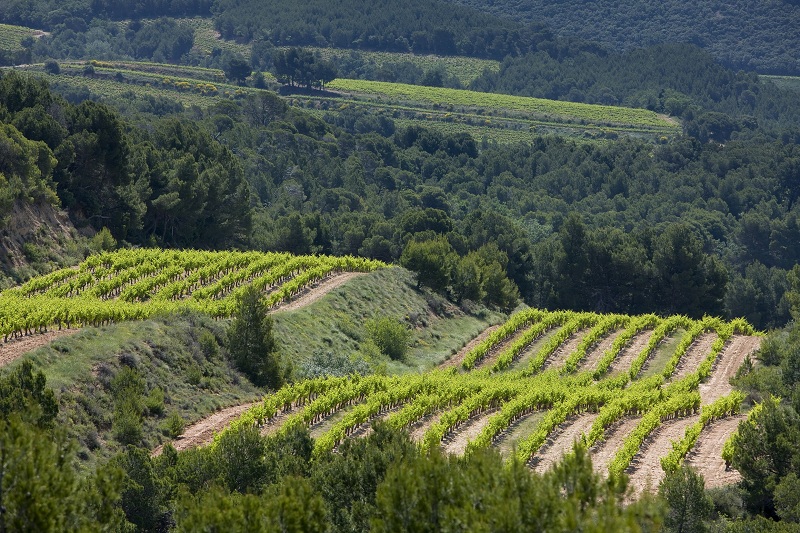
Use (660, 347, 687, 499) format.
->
(227, 286, 283, 389)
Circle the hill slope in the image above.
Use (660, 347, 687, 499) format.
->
(450, 0, 800, 74)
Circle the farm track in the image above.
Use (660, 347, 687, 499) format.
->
(0, 329, 81, 368)
(442, 408, 500, 456)
(508, 328, 559, 371)
(700, 336, 761, 405)
(151, 401, 258, 457)
(531, 413, 599, 473)
(626, 415, 700, 496)
(409, 411, 445, 443)
(669, 333, 718, 382)
(589, 417, 643, 475)
(542, 328, 592, 371)
(472, 325, 531, 369)
(607, 330, 654, 376)
(439, 325, 500, 369)
(148, 273, 365, 454)
(687, 415, 746, 488)
(578, 328, 626, 373)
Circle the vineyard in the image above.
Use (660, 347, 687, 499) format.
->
(0, 249, 385, 341)
(0, 23, 39, 51)
(18, 55, 679, 142)
(210, 307, 760, 494)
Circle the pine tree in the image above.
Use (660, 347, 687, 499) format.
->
(227, 286, 282, 389)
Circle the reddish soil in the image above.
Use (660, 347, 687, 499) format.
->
(150, 272, 365, 454)
(408, 411, 445, 443)
(626, 415, 699, 497)
(700, 336, 761, 405)
(0, 329, 81, 368)
(151, 402, 258, 456)
(439, 325, 500, 369)
(589, 417, 642, 476)
(578, 329, 626, 373)
(541, 328, 592, 371)
(275, 272, 365, 312)
(442, 409, 499, 455)
(669, 333, 718, 382)
(607, 330, 654, 376)
(531, 413, 599, 473)
(687, 415, 745, 488)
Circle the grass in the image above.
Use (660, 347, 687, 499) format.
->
(763, 75, 800, 93)
(10, 311, 262, 470)
(639, 329, 686, 379)
(495, 410, 547, 458)
(273, 268, 506, 375)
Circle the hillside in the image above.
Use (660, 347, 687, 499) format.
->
(450, 0, 800, 75)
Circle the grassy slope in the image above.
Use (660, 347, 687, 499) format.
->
(8, 267, 504, 467)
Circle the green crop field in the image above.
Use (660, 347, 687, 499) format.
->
(763, 75, 800, 93)
(212, 307, 759, 490)
(0, 249, 385, 339)
(0, 23, 40, 51)
(327, 79, 678, 130)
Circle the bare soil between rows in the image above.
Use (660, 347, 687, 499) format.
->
(0, 328, 81, 368)
(531, 413, 598, 473)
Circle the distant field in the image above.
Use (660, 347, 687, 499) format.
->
(763, 75, 800, 93)
(327, 79, 677, 131)
(23, 58, 678, 142)
(0, 23, 40, 51)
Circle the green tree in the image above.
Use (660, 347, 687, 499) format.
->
(227, 285, 283, 388)
(365, 316, 411, 361)
(659, 464, 712, 533)
(399, 236, 457, 292)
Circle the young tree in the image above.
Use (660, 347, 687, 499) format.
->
(659, 464, 712, 533)
(227, 285, 283, 389)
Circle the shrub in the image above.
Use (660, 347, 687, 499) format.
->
(365, 316, 411, 361)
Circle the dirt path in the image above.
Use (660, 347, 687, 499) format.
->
(687, 415, 745, 488)
(274, 272, 365, 312)
(150, 272, 365, 455)
(442, 409, 499, 455)
(408, 411, 445, 443)
(669, 333, 718, 382)
(0, 329, 81, 368)
(439, 325, 501, 369)
(607, 330, 654, 376)
(700, 336, 761, 405)
(151, 401, 258, 456)
(541, 328, 592, 371)
(589, 417, 643, 476)
(531, 413, 599, 473)
(578, 329, 626, 373)
(626, 415, 699, 496)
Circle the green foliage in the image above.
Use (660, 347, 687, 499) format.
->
(0, 418, 126, 532)
(730, 397, 800, 515)
(89, 227, 117, 253)
(0, 359, 58, 428)
(227, 285, 283, 388)
(163, 410, 185, 438)
(400, 236, 457, 291)
(110, 366, 146, 446)
(659, 464, 713, 533)
(365, 316, 411, 361)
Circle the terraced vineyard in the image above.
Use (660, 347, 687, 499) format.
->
(0, 249, 385, 341)
(0, 23, 40, 51)
(212, 307, 760, 495)
(19, 54, 678, 142)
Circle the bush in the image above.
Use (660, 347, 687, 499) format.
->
(365, 316, 411, 361)
(43, 59, 60, 74)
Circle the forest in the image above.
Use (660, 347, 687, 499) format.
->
(2, 0, 800, 531)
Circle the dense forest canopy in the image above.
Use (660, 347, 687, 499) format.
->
(450, 0, 800, 75)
